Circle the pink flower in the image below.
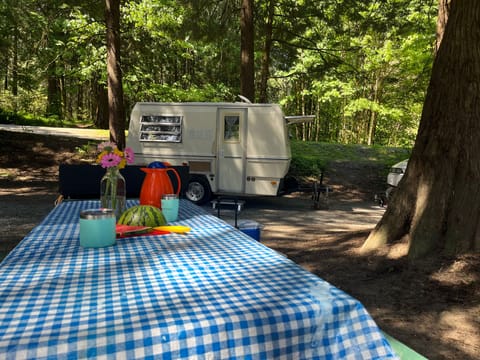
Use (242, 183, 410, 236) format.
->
(97, 141, 116, 152)
(124, 147, 135, 164)
(100, 153, 122, 168)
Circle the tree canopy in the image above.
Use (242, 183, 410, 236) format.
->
(0, 0, 437, 146)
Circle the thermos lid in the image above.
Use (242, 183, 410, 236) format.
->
(147, 161, 167, 168)
(162, 194, 178, 200)
(80, 208, 115, 219)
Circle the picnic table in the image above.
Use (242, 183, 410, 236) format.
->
(0, 199, 398, 359)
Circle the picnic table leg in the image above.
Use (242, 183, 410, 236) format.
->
(234, 200, 239, 228)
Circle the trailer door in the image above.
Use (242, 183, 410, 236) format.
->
(217, 108, 247, 193)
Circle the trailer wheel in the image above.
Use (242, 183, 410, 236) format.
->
(186, 175, 212, 205)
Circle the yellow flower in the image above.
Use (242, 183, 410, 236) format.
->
(96, 151, 108, 164)
(118, 158, 127, 169)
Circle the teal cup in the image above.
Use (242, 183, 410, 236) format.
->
(80, 209, 116, 248)
(161, 194, 179, 222)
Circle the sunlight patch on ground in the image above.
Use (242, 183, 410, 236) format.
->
(0, 124, 109, 140)
(438, 308, 480, 359)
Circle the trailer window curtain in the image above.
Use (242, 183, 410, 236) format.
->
(224, 115, 240, 142)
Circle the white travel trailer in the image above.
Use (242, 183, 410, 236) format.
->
(127, 102, 313, 204)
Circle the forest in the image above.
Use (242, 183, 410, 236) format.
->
(0, 0, 437, 147)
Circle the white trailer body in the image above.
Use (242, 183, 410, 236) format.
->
(127, 102, 302, 203)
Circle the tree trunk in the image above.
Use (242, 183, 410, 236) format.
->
(240, 0, 255, 102)
(362, 0, 480, 259)
(259, 0, 274, 103)
(105, 0, 126, 149)
(76, 82, 83, 120)
(12, 27, 18, 97)
(46, 62, 62, 118)
(367, 76, 380, 146)
(436, 0, 451, 52)
(95, 83, 109, 129)
(61, 75, 69, 120)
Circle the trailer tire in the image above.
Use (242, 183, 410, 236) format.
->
(186, 175, 212, 205)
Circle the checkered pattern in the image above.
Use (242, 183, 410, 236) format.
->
(0, 200, 398, 359)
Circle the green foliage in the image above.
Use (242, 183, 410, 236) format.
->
(74, 144, 90, 155)
(0, 107, 90, 128)
(273, 0, 436, 146)
(124, 80, 235, 104)
(289, 139, 411, 178)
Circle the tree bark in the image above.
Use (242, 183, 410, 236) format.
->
(105, 0, 126, 149)
(46, 62, 62, 118)
(362, 0, 480, 259)
(95, 83, 109, 129)
(240, 0, 255, 102)
(367, 76, 380, 146)
(436, 0, 451, 52)
(12, 27, 18, 97)
(259, 0, 274, 103)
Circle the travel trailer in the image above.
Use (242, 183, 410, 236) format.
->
(126, 102, 313, 204)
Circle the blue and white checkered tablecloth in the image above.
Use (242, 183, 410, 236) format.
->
(0, 199, 398, 359)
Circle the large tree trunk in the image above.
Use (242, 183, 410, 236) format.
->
(105, 0, 126, 149)
(362, 0, 480, 259)
(259, 0, 274, 103)
(240, 0, 255, 102)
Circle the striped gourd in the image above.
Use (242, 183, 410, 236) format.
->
(118, 205, 167, 227)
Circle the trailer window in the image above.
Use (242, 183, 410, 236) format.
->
(224, 115, 240, 142)
(139, 115, 182, 142)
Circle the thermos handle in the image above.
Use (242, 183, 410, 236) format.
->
(167, 168, 182, 195)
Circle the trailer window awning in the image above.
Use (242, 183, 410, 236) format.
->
(285, 115, 315, 125)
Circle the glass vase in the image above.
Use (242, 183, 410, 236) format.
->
(100, 167, 126, 218)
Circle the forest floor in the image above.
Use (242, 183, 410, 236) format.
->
(0, 129, 479, 359)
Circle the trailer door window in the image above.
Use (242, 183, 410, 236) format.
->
(224, 115, 240, 142)
(139, 115, 182, 142)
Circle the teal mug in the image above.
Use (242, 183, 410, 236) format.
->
(161, 194, 179, 222)
(80, 209, 116, 248)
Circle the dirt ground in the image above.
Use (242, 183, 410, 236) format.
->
(0, 129, 479, 359)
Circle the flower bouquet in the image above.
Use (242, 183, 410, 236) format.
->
(96, 142, 134, 217)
